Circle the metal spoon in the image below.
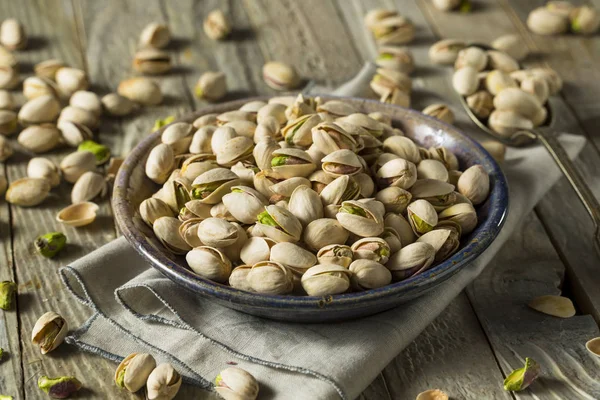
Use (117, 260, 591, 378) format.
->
(459, 44, 600, 249)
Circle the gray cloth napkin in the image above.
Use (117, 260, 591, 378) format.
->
(60, 63, 586, 400)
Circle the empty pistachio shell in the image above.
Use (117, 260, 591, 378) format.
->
(101, 93, 137, 117)
(56, 202, 99, 227)
(0, 110, 16, 135)
(140, 23, 170, 48)
(422, 104, 454, 125)
(527, 7, 569, 35)
(452, 66, 478, 96)
(416, 389, 449, 400)
(248, 261, 294, 294)
(18, 95, 61, 126)
(570, 6, 600, 35)
(115, 353, 157, 393)
(586, 337, 600, 357)
(528, 295, 575, 318)
(0, 19, 27, 50)
(503, 357, 540, 392)
(5, 177, 51, 207)
(146, 363, 182, 400)
(215, 367, 259, 400)
(118, 78, 162, 106)
(301, 264, 351, 296)
(55, 67, 88, 97)
(263, 61, 301, 91)
(31, 311, 68, 354)
(195, 71, 227, 101)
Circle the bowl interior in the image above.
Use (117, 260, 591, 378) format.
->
(113, 95, 508, 322)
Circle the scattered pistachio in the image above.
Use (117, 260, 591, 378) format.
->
(570, 6, 600, 35)
(195, 71, 227, 101)
(38, 376, 82, 399)
(55, 67, 88, 97)
(528, 295, 575, 318)
(101, 93, 136, 117)
(262, 61, 301, 91)
(5, 178, 51, 207)
(118, 77, 163, 106)
(78, 140, 110, 165)
(0, 281, 17, 310)
(34, 59, 65, 80)
(18, 124, 62, 153)
(0, 19, 27, 50)
(60, 150, 97, 184)
(56, 202, 99, 227)
(586, 337, 600, 357)
(133, 48, 172, 75)
(140, 23, 171, 48)
(527, 7, 569, 35)
(35, 232, 67, 258)
(146, 363, 182, 400)
(503, 357, 540, 391)
(31, 311, 68, 354)
(416, 389, 449, 400)
(204, 9, 231, 40)
(215, 367, 259, 400)
(115, 353, 157, 393)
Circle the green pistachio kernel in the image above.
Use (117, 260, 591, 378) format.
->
(0, 395, 14, 400)
(38, 376, 82, 398)
(231, 188, 244, 193)
(504, 358, 540, 392)
(0, 281, 17, 310)
(35, 232, 67, 258)
(271, 155, 289, 167)
(411, 214, 433, 234)
(115, 368, 126, 388)
(191, 182, 224, 199)
(339, 205, 367, 217)
(0, 347, 4, 361)
(377, 53, 395, 61)
(78, 140, 110, 165)
(153, 115, 175, 131)
(377, 247, 390, 258)
(257, 210, 278, 227)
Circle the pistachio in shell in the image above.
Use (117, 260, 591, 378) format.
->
(153, 216, 192, 255)
(336, 200, 385, 237)
(186, 246, 232, 283)
(438, 203, 477, 234)
(195, 71, 227, 101)
(115, 353, 157, 393)
(301, 264, 352, 296)
(140, 197, 174, 227)
(321, 149, 363, 178)
(18, 95, 61, 126)
(5, 177, 51, 207)
(247, 261, 294, 295)
(406, 199, 438, 236)
(262, 61, 301, 91)
(386, 242, 435, 281)
(256, 204, 302, 243)
(229, 265, 254, 292)
(303, 218, 349, 252)
(60, 150, 98, 184)
(118, 77, 163, 106)
(140, 23, 171, 48)
(191, 167, 240, 204)
(31, 311, 68, 354)
(287, 185, 324, 227)
(316, 244, 353, 268)
(71, 171, 106, 203)
(214, 367, 259, 400)
(270, 242, 317, 274)
(349, 259, 392, 290)
(457, 165, 489, 205)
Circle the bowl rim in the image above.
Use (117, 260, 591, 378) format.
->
(113, 95, 509, 313)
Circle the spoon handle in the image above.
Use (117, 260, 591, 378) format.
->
(535, 130, 600, 250)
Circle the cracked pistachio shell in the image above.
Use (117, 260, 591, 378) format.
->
(270, 242, 317, 274)
(186, 246, 232, 282)
(240, 236, 276, 266)
(429, 39, 466, 65)
(457, 165, 489, 205)
(222, 186, 268, 224)
(409, 179, 456, 211)
(0, 64, 19, 90)
(375, 186, 412, 214)
(383, 136, 420, 164)
(256, 205, 302, 243)
(153, 217, 191, 254)
(248, 261, 294, 295)
(228, 265, 254, 292)
(178, 218, 204, 248)
(528, 295, 575, 318)
(5, 177, 51, 207)
(422, 103, 454, 125)
(485, 70, 517, 95)
(285, 95, 316, 121)
(0, 109, 16, 135)
(452, 66, 478, 96)
(356, 173, 376, 198)
(70, 90, 102, 117)
(146, 143, 175, 184)
(304, 218, 349, 252)
(252, 170, 279, 198)
(217, 136, 254, 167)
(370, 68, 412, 97)
(585, 337, 600, 357)
(336, 199, 385, 237)
(520, 77, 549, 104)
(288, 185, 323, 227)
(488, 110, 534, 138)
(376, 46, 414, 74)
(270, 147, 316, 179)
(337, 113, 385, 137)
(0, 19, 26, 50)
(492, 34, 529, 61)
(487, 50, 519, 73)
(211, 126, 237, 154)
(197, 217, 239, 248)
(58, 105, 99, 130)
(311, 122, 358, 155)
(191, 167, 240, 204)
(282, 114, 321, 147)
(571, 6, 600, 35)
(18, 95, 61, 125)
(417, 159, 448, 182)
(140, 23, 170, 48)
(23, 76, 58, 100)
(316, 244, 353, 268)
(262, 61, 301, 91)
(195, 71, 227, 101)
(146, 363, 182, 400)
(316, 100, 358, 118)
(416, 389, 449, 400)
(406, 199, 438, 236)
(320, 175, 360, 206)
(140, 197, 173, 227)
(301, 264, 351, 296)
(428, 147, 459, 171)
(455, 47, 487, 71)
(55, 67, 88, 97)
(438, 203, 477, 234)
(0, 135, 12, 162)
(60, 150, 97, 184)
(58, 120, 93, 147)
(527, 7, 569, 35)
(466, 90, 494, 119)
(253, 138, 280, 171)
(101, 93, 136, 117)
(230, 160, 258, 186)
(351, 237, 390, 264)
(115, 353, 157, 393)
(494, 88, 542, 120)
(321, 149, 363, 178)
(349, 259, 392, 290)
(31, 311, 68, 354)
(190, 125, 217, 154)
(387, 242, 435, 281)
(161, 122, 194, 155)
(417, 228, 460, 263)
(215, 367, 259, 400)
(71, 171, 106, 203)
(309, 170, 334, 194)
(220, 222, 247, 262)
(179, 198, 212, 221)
(118, 78, 162, 106)
(133, 48, 171, 75)
(376, 158, 417, 190)
(370, 16, 415, 45)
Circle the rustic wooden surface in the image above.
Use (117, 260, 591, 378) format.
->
(0, 0, 599, 399)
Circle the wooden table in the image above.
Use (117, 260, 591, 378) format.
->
(1, 0, 600, 398)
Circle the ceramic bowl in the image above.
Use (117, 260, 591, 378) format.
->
(113, 96, 508, 323)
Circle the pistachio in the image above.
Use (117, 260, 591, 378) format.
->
(0, 45, 16, 68)
(457, 165, 489, 205)
(387, 242, 435, 281)
(140, 23, 171, 48)
(488, 109, 534, 138)
(23, 76, 58, 100)
(337, 200, 384, 237)
(520, 77, 549, 104)
(118, 77, 163, 106)
(438, 203, 477, 234)
(429, 147, 459, 171)
(416, 389, 449, 400)
(417, 228, 460, 262)
(78, 140, 110, 165)
(503, 358, 540, 392)
(38, 376, 82, 398)
(0, 65, 18, 90)
(0, 19, 26, 50)
(570, 6, 600, 35)
(34, 59, 65, 80)
(228, 265, 253, 291)
(348, 259, 391, 290)
(282, 114, 321, 147)
(406, 200, 438, 236)
(153, 217, 192, 255)
(146, 363, 182, 400)
(60, 150, 97, 183)
(195, 71, 227, 101)
(140, 198, 174, 227)
(35, 232, 67, 257)
(452, 66, 478, 96)
(429, 39, 466, 65)
(455, 47, 487, 71)
(466, 90, 494, 119)
(55, 67, 88, 97)
(527, 7, 569, 35)
(351, 237, 390, 264)
(369, 15, 415, 45)
(547, 1, 574, 18)
(0, 110, 16, 135)
(493, 88, 541, 120)
(191, 167, 240, 204)
(58, 105, 99, 129)
(70, 90, 102, 117)
(422, 104, 454, 125)
(487, 50, 519, 73)
(528, 295, 575, 318)
(376, 157, 417, 190)
(115, 353, 157, 393)
(186, 246, 231, 282)
(256, 205, 302, 243)
(321, 149, 363, 178)
(6, 178, 51, 207)
(380, 87, 411, 108)
(215, 367, 259, 400)
(416, 159, 448, 182)
(31, 311, 68, 354)
(146, 143, 175, 184)
(492, 34, 529, 61)
(56, 202, 99, 227)
(58, 120, 93, 147)
(370, 68, 411, 97)
(316, 244, 353, 268)
(376, 46, 414, 74)
(190, 125, 217, 154)
(301, 264, 352, 296)
(364, 9, 398, 29)
(27, 157, 61, 187)
(18, 95, 61, 126)
(262, 61, 301, 91)
(17, 124, 62, 154)
(101, 93, 137, 117)
(0, 90, 14, 110)
(485, 70, 517, 95)
(304, 218, 349, 252)
(0, 281, 17, 310)
(133, 48, 171, 75)
(288, 185, 323, 227)
(204, 9, 231, 40)
(71, 171, 106, 203)
(585, 337, 600, 357)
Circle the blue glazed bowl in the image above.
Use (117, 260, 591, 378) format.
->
(113, 96, 508, 323)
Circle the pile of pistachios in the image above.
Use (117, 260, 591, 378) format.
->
(527, 1, 599, 36)
(139, 95, 490, 297)
(428, 37, 563, 139)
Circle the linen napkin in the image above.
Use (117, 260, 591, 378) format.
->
(59, 63, 586, 400)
